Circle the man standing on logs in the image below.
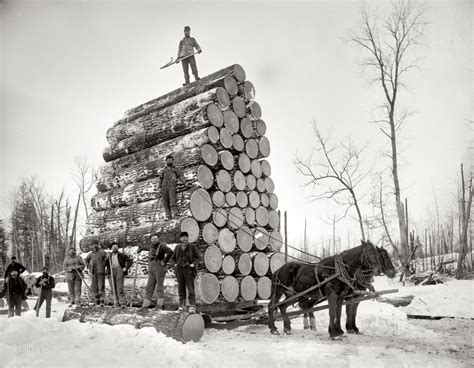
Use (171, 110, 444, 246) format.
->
(159, 155, 185, 220)
(34, 266, 55, 318)
(171, 231, 200, 313)
(85, 241, 108, 306)
(141, 233, 174, 310)
(63, 247, 85, 307)
(105, 243, 132, 307)
(176, 26, 202, 86)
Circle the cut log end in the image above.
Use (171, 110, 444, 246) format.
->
(207, 103, 224, 128)
(196, 273, 220, 304)
(180, 217, 200, 243)
(240, 275, 257, 301)
(221, 276, 239, 302)
(190, 188, 213, 222)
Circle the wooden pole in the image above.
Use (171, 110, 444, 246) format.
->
(284, 211, 288, 263)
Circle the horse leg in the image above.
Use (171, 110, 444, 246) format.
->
(345, 300, 355, 333)
(268, 287, 284, 335)
(350, 301, 361, 334)
(303, 313, 310, 329)
(280, 303, 292, 335)
(334, 296, 345, 336)
(327, 290, 338, 338)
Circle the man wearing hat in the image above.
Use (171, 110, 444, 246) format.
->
(85, 241, 108, 306)
(159, 155, 184, 220)
(0, 269, 27, 317)
(63, 247, 86, 306)
(4, 256, 27, 279)
(176, 25, 202, 86)
(34, 266, 55, 318)
(171, 231, 201, 313)
(142, 233, 174, 310)
(104, 243, 132, 306)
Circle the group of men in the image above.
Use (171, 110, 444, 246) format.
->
(1, 256, 56, 318)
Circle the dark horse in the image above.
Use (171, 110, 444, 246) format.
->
(268, 241, 394, 338)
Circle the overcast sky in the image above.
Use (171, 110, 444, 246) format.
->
(0, 0, 472, 253)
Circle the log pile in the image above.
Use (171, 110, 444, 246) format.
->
(80, 64, 285, 307)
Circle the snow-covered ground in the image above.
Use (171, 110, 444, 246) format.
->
(0, 278, 472, 367)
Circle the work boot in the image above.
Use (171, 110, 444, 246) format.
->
(141, 299, 151, 309)
(155, 297, 164, 311)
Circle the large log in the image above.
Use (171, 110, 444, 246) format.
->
(202, 222, 218, 245)
(238, 154, 251, 174)
(240, 117, 254, 139)
(260, 193, 270, 207)
(62, 307, 205, 343)
(264, 177, 275, 193)
(220, 276, 239, 302)
(240, 275, 257, 301)
(254, 119, 267, 136)
(233, 170, 246, 191)
(196, 273, 220, 304)
(244, 208, 256, 226)
(268, 210, 280, 230)
(269, 252, 286, 273)
(260, 159, 272, 177)
(218, 228, 236, 253)
(250, 251, 270, 277)
(197, 165, 214, 190)
(236, 226, 253, 252)
(227, 207, 244, 229)
(207, 126, 220, 144)
(106, 88, 229, 145)
(246, 175, 257, 191)
(223, 110, 239, 133)
(212, 191, 226, 207)
(256, 178, 266, 193)
(256, 206, 269, 227)
(258, 136, 271, 158)
(221, 255, 236, 275)
(124, 64, 246, 117)
(236, 191, 249, 208)
(190, 188, 213, 222)
(232, 96, 247, 118)
(257, 276, 272, 300)
(249, 191, 260, 208)
(180, 217, 200, 243)
(103, 103, 223, 162)
(201, 144, 218, 167)
(237, 253, 252, 276)
(80, 218, 184, 252)
(203, 245, 222, 273)
(248, 102, 262, 121)
(219, 150, 235, 170)
(232, 134, 245, 152)
(216, 170, 232, 192)
(219, 127, 234, 149)
(269, 231, 283, 252)
(250, 160, 262, 178)
(254, 227, 270, 250)
(245, 139, 259, 159)
(238, 81, 255, 102)
(269, 193, 279, 210)
(213, 208, 228, 227)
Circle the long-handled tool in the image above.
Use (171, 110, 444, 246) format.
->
(108, 257, 118, 308)
(35, 285, 43, 316)
(74, 269, 94, 306)
(160, 51, 201, 70)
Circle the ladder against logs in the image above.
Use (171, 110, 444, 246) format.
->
(79, 63, 286, 314)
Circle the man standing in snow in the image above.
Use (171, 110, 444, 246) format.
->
(142, 233, 174, 310)
(34, 266, 55, 318)
(176, 25, 202, 86)
(171, 232, 200, 313)
(63, 247, 85, 306)
(4, 256, 27, 279)
(85, 241, 108, 306)
(159, 155, 184, 220)
(0, 270, 27, 317)
(105, 243, 132, 307)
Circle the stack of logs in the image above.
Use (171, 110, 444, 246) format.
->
(80, 64, 286, 306)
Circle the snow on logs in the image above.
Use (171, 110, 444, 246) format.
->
(80, 64, 284, 306)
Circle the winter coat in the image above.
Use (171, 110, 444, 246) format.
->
(149, 243, 174, 265)
(4, 262, 27, 278)
(35, 274, 56, 290)
(159, 165, 183, 189)
(177, 36, 201, 58)
(104, 252, 133, 276)
(1, 276, 27, 302)
(171, 243, 201, 268)
(63, 255, 85, 273)
(85, 250, 108, 274)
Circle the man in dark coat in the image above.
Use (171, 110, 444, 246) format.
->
(171, 232, 201, 313)
(85, 242, 108, 305)
(159, 155, 184, 220)
(34, 266, 55, 318)
(1, 270, 27, 317)
(105, 243, 132, 306)
(176, 25, 202, 86)
(142, 233, 173, 310)
(4, 256, 27, 278)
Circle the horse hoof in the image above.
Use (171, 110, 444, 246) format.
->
(347, 329, 355, 334)
(270, 329, 279, 335)
(330, 332, 345, 340)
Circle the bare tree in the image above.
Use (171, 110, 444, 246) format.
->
(295, 123, 370, 241)
(456, 163, 473, 278)
(349, 1, 425, 263)
(72, 156, 96, 220)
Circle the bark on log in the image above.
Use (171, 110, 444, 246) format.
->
(233, 170, 246, 191)
(225, 192, 237, 207)
(202, 222, 218, 245)
(232, 134, 245, 152)
(204, 245, 223, 273)
(264, 177, 275, 193)
(219, 127, 234, 149)
(240, 117, 254, 139)
(123, 64, 246, 117)
(180, 217, 200, 243)
(269, 252, 286, 273)
(62, 306, 205, 343)
(238, 153, 251, 174)
(197, 165, 214, 190)
(219, 150, 235, 170)
(190, 188, 213, 221)
(268, 210, 280, 230)
(232, 96, 247, 118)
(236, 225, 253, 252)
(220, 275, 239, 302)
(269, 231, 283, 252)
(201, 144, 218, 167)
(103, 103, 223, 162)
(236, 191, 249, 208)
(257, 276, 272, 300)
(218, 228, 236, 253)
(196, 273, 220, 304)
(254, 227, 270, 250)
(251, 160, 262, 178)
(238, 81, 255, 102)
(240, 275, 257, 301)
(256, 206, 270, 227)
(213, 208, 228, 227)
(256, 178, 266, 193)
(249, 191, 260, 208)
(223, 110, 240, 134)
(250, 251, 270, 277)
(237, 253, 252, 276)
(269, 193, 279, 210)
(216, 170, 232, 192)
(106, 88, 229, 145)
(246, 175, 257, 191)
(245, 139, 259, 159)
(244, 208, 256, 226)
(221, 255, 236, 275)
(212, 191, 226, 207)
(260, 159, 272, 177)
(227, 207, 244, 229)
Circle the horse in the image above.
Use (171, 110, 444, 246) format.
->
(267, 240, 382, 338)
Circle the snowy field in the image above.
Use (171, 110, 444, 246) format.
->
(0, 278, 472, 368)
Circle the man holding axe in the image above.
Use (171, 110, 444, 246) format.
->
(176, 26, 202, 86)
